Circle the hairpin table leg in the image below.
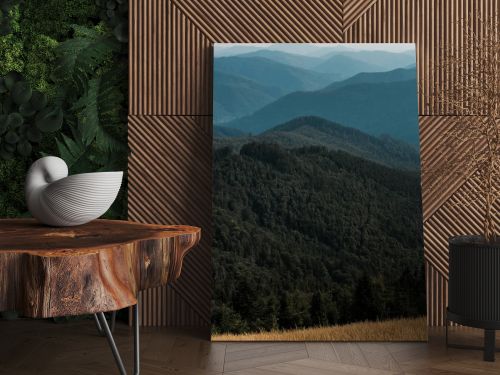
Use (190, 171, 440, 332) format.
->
(94, 304, 140, 374)
(94, 311, 117, 336)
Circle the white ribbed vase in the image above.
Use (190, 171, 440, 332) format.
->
(25, 156, 123, 227)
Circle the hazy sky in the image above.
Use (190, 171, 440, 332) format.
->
(214, 43, 415, 57)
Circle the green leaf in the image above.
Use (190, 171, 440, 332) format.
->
(2, 96, 14, 114)
(0, 148, 13, 160)
(3, 71, 22, 90)
(72, 72, 126, 152)
(30, 91, 48, 111)
(7, 112, 23, 128)
(4, 130, 19, 144)
(53, 25, 120, 93)
(11, 81, 32, 105)
(17, 141, 32, 156)
(26, 127, 42, 142)
(56, 130, 93, 173)
(113, 22, 128, 43)
(0, 78, 7, 94)
(3, 142, 15, 152)
(19, 103, 36, 117)
(0, 115, 7, 134)
(35, 106, 63, 132)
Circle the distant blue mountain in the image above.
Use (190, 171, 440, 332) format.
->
(214, 71, 285, 123)
(236, 49, 324, 70)
(314, 54, 384, 77)
(320, 67, 416, 92)
(320, 50, 416, 72)
(214, 56, 337, 94)
(221, 69, 419, 145)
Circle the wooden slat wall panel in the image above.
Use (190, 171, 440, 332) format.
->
(129, 0, 213, 115)
(173, 0, 343, 43)
(344, 0, 499, 327)
(129, 0, 499, 328)
(128, 114, 212, 327)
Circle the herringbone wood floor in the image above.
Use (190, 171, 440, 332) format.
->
(1, 320, 499, 374)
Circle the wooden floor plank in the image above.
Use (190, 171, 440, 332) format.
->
(305, 342, 340, 362)
(331, 343, 370, 367)
(223, 349, 309, 373)
(357, 343, 401, 371)
(1, 320, 500, 375)
(225, 343, 305, 362)
(259, 358, 400, 375)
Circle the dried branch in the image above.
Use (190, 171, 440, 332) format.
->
(422, 15, 500, 241)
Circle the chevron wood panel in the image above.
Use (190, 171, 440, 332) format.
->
(343, 0, 379, 31)
(129, 0, 213, 115)
(128, 115, 212, 328)
(173, 0, 343, 43)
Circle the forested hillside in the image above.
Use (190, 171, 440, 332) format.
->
(212, 142, 425, 334)
(215, 116, 420, 171)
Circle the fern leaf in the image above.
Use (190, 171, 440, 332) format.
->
(55, 131, 93, 173)
(71, 70, 126, 153)
(53, 25, 120, 93)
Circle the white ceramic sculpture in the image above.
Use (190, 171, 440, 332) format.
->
(25, 156, 123, 226)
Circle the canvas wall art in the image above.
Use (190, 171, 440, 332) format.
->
(212, 43, 426, 341)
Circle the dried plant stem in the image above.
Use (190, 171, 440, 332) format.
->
(424, 15, 500, 242)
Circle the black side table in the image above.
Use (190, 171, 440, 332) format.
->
(446, 310, 499, 361)
(448, 236, 500, 362)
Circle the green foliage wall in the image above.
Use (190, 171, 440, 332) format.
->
(0, 0, 128, 218)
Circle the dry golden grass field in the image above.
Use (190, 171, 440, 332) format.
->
(212, 316, 427, 342)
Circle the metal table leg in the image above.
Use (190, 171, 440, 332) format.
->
(94, 311, 117, 336)
(95, 304, 140, 375)
(446, 317, 498, 361)
(484, 329, 496, 362)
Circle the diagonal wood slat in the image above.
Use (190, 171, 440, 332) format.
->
(343, 0, 379, 31)
(128, 115, 212, 327)
(173, 0, 343, 43)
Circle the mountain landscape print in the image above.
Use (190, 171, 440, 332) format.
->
(212, 43, 426, 342)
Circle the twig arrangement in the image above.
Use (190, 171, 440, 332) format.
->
(424, 15, 500, 242)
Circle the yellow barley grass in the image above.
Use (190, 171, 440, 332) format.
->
(212, 316, 427, 342)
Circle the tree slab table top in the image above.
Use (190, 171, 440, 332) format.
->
(0, 219, 201, 318)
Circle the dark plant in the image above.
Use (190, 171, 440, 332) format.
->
(96, 0, 128, 42)
(0, 0, 23, 36)
(0, 71, 62, 159)
(51, 25, 126, 173)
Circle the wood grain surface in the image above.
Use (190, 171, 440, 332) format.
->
(0, 219, 200, 318)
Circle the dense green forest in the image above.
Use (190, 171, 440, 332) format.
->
(212, 136, 425, 334)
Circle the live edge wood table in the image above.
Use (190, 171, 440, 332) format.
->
(0, 219, 201, 375)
